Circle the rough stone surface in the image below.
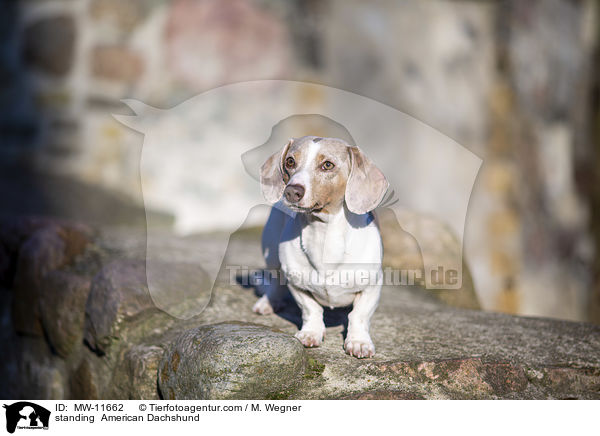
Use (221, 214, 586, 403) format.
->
(2, 224, 600, 400)
(109, 344, 163, 400)
(341, 390, 424, 400)
(39, 271, 90, 358)
(70, 359, 99, 400)
(94, 228, 600, 399)
(164, 0, 290, 89)
(22, 15, 76, 76)
(16, 226, 66, 274)
(8, 335, 66, 399)
(154, 283, 598, 400)
(91, 46, 144, 82)
(90, 0, 151, 32)
(0, 217, 62, 254)
(83, 259, 160, 354)
(12, 222, 90, 336)
(158, 322, 307, 400)
(377, 208, 480, 310)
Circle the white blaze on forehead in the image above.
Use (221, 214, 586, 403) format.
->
(288, 139, 321, 197)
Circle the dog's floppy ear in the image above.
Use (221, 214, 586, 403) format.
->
(260, 138, 293, 203)
(345, 146, 389, 214)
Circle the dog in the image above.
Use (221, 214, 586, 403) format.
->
(253, 136, 389, 358)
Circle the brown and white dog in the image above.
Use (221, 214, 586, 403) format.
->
(254, 136, 389, 358)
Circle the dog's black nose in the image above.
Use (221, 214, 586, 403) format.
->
(284, 184, 305, 203)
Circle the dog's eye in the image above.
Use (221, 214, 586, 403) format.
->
(321, 161, 335, 171)
(285, 157, 295, 169)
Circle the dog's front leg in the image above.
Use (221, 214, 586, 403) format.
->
(252, 270, 288, 315)
(253, 207, 288, 315)
(288, 284, 325, 347)
(345, 281, 381, 358)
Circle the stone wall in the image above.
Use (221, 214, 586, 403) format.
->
(1, 0, 599, 323)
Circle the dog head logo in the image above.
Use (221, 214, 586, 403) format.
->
(3, 402, 50, 433)
(115, 80, 482, 319)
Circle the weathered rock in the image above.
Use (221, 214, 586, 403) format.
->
(59, 225, 91, 264)
(70, 359, 99, 400)
(0, 216, 75, 288)
(378, 208, 481, 310)
(164, 0, 290, 89)
(84, 259, 157, 354)
(0, 217, 90, 256)
(109, 344, 163, 400)
(341, 390, 424, 400)
(13, 226, 67, 336)
(4, 225, 600, 400)
(14, 226, 66, 284)
(169, 282, 600, 399)
(290, 285, 600, 399)
(39, 271, 90, 358)
(22, 15, 76, 76)
(90, 0, 152, 32)
(91, 46, 144, 82)
(158, 322, 307, 400)
(12, 221, 91, 336)
(145, 259, 213, 319)
(11, 336, 67, 399)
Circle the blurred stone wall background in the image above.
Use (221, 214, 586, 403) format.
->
(1, 0, 599, 323)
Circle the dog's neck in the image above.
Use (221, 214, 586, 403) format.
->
(297, 206, 347, 268)
(308, 197, 348, 222)
(302, 202, 345, 225)
(301, 202, 372, 228)
(295, 203, 374, 269)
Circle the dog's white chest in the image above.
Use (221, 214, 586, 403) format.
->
(278, 213, 380, 308)
(280, 248, 356, 307)
(299, 218, 346, 267)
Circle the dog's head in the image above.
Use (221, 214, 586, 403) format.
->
(260, 136, 388, 215)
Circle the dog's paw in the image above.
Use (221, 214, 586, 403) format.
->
(252, 295, 274, 315)
(295, 330, 324, 348)
(344, 337, 375, 358)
